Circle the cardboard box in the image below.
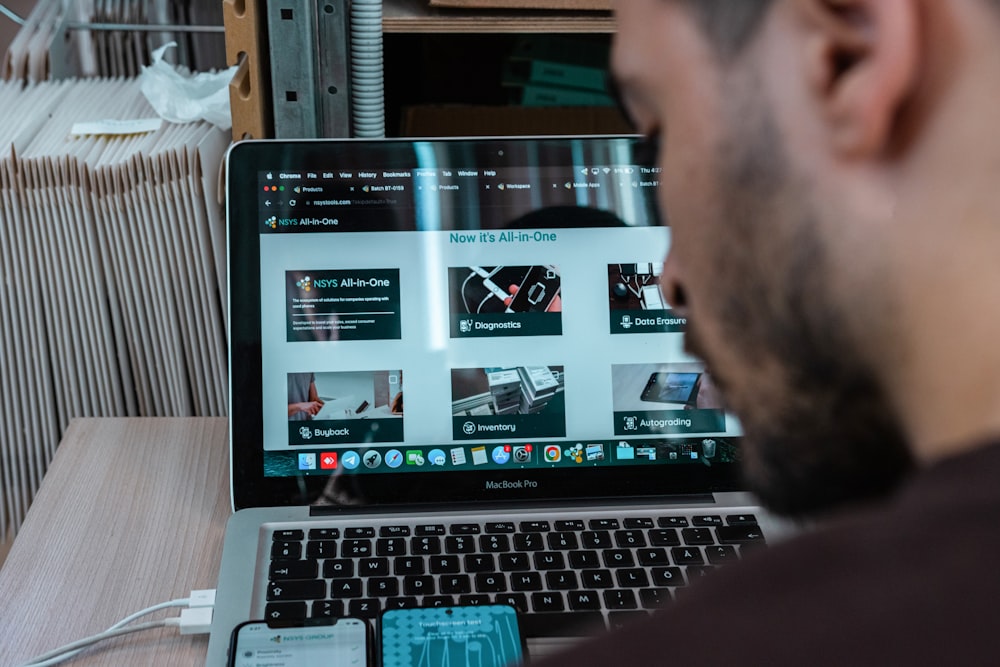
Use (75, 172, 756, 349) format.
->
(429, 0, 611, 10)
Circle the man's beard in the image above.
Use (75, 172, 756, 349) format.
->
(688, 82, 914, 519)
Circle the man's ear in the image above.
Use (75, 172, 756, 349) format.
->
(793, 0, 920, 158)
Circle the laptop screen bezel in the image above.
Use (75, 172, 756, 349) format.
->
(226, 136, 746, 511)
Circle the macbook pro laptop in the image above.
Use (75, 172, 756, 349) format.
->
(206, 136, 789, 665)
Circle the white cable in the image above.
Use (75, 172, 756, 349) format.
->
(0, 4, 25, 25)
(18, 591, 215, 667)
(19, 620, 177, 667)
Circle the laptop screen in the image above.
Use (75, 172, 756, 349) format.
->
(227, 137, 745, 510)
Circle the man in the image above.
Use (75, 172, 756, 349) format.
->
(540, 0, 1000, 664)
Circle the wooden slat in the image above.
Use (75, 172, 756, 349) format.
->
(0, 418, 229, 667)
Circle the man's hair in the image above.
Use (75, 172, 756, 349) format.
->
(677, 0, 775, 60)
(680, 0, 1000, 60)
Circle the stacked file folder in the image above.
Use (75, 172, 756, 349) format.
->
(0, 77, 229, 540)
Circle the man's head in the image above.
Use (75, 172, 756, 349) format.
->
(614, 0, 1000, 516)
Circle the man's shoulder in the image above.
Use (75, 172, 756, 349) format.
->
(537, 442, 1000, 666)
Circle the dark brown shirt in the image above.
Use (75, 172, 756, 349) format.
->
(533, 442, 1000, 665)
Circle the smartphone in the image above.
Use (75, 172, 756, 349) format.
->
(380, 605, 525, 667)
(229, 617, 370, 667)
(507, 265, 561, 313)
(640, 372, 702, 405)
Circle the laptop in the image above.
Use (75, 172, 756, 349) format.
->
(206, 135, 790, 665)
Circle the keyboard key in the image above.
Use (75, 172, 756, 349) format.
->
(603, 549, 636, 568)
(495, 593, 528, 612)
(264, 601, 306, 621)
(306, 540, 337, 559)
(548, 532, 579, 550)
(604, 589, 638, 610)
(486, 522, 516, 533)
(380, 525, 410, 537)
(617, 568, 650, 588)
(273, 529, 304, 541)
(554, 519, 585, 531)
(330, 579, 363, 599)
(608, 610, 647, 629)
(342, 539, 372, 557)
(376, 538, 406, 557)
(716, 525, 766, 544)
(481, 534, 511, 553)
(271, 541, 302, 560)
(671, 547, 704, 565)
(706, 545, 739, 564)
(359, 558, 390, 577)
(416, 524, 447, 536)
(311, 600, 343, 618)
(458, 594, 492, 606)
(693, 515, 724, 527)
(450, 523, 481, 535)
(345, 527, 376, 538)
(681, 528, 715, 545)
(499, 553, 531, 571)
(267, 579, 326, 601)
(687, 565, 715, 580)
(425, 596, 456, 607)
(324, 559, 354, 578)
(394, 557, 424, 576)
(567, 590, 601, 611)
(464, 554, 496, 573)
(513, 533, 545, 551)
(348, 599, 379, 619)
(614, 530, 647, 548)
(726, 514, 758, 526)
(581, 531, 613, 549)
(531, 591, 565, 612)
(445, 535, 477, 554)
(657, 517, 689, 528)
(385, 597, 418, 610)
(648, 529, 681, 547)
(441, 575, 472, 595)
(475, 573, 507, 593)
(568, 550, 600, 569)
(624, 517, 654, 529)
(521, 612, 605, 638)
(368, 577, 399, 597)
(411, 536, 442, 555)
(589, 519, 620, 530)
(545, 571, 578, 590)
(270, 560, 317, 580)
(639, 588, 671, 608)
(430, 555, 461, 574)
(534, 552, 566, 570)
(511, 572, 543, 592)
(309, 528, 340, 540)
(403, 576, 435, 596)
(520, 521, 551, 532)
(636, 548, 670, 567)
(650, 567, 684, 587)
(581, 569, 614, 589)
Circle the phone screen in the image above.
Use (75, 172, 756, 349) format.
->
(381, 605, 524, 667)
(507, 265, 561, 313)
(229, 618, 368, 667)
(640, 372, 702, 404)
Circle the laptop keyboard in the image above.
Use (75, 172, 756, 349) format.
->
(263, 512, 765, 638)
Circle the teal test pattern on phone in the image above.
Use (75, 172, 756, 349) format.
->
(380, 605, 524, 667)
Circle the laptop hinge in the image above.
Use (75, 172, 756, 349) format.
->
(307, 495, 718, 517)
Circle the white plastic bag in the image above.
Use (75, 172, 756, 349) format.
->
(140, 42, 237, 130)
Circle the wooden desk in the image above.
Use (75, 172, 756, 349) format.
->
(0, 418, 229, 666)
